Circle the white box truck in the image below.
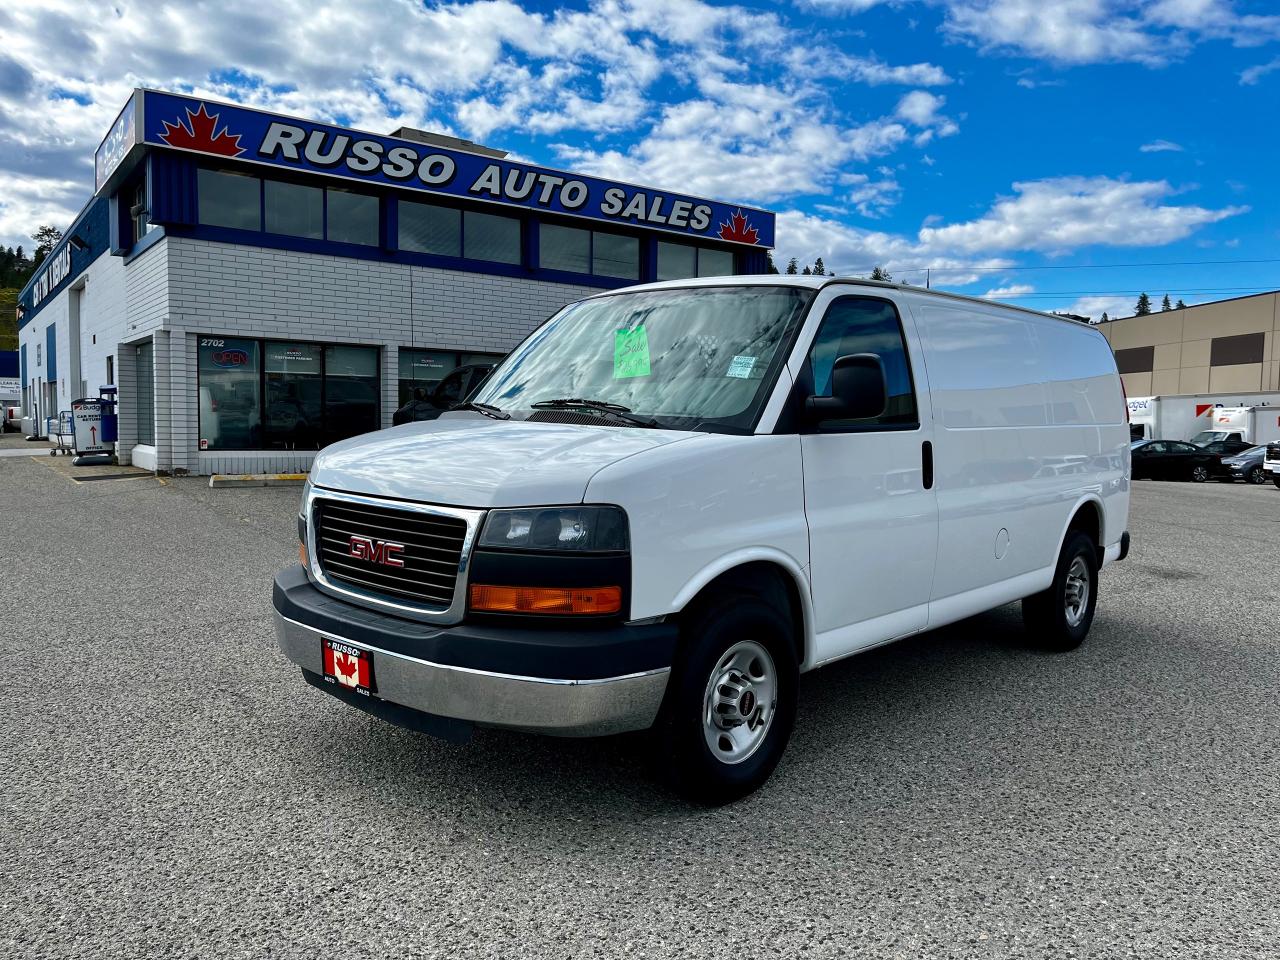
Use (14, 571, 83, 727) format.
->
(274, 276, 1131, 802)
(1126, 392, 1280, 442)
(1191, 405, 1280, 447)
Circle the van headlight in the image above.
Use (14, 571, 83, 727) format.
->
(478, 505, 629, 553)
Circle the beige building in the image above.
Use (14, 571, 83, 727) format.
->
(1097, 290, 1280, 396)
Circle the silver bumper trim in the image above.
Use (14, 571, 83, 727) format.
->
(275, 612, 670, 737)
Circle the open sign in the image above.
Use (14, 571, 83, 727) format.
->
(212, 349, 249, 368)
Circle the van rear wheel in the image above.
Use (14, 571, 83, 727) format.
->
(655, 595, 798, 805)
(1022, 531, 1098, 652)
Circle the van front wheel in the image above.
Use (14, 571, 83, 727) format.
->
(1022, 531, 1098, 651)
(656, 595, 798, 805)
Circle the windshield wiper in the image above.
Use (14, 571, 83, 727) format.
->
(530, 397, 663, 428)
(449, 400, 510, 420)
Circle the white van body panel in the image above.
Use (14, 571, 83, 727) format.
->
(313, 416, 696, 507)
(903, 293, 1128, 610)
(781, 285, 940, 663)
(584, 432, 811, 627)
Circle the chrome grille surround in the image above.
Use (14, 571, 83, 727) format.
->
(303, 485, 484, 625)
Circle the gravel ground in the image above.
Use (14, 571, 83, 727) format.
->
(2, 456, 1278, 959)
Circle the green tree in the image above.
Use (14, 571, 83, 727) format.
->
(813, 257, 826, 276)
(785, 257, 798, 275)
(1100, 311, 1109, 323)
(801, 265, 812, 275)
(870, 265, 893, 281)
(1176, 299, 1186, 309)
(1161, 294, 1172, 312)
(764, 250, 779, 274)
(31, 225, 63, 265)
(1135, 292, 1152, 316)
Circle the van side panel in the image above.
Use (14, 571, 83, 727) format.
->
(908, 297, 1127, 608)
(584, 433, 811, 626)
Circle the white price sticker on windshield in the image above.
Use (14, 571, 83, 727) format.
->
(726, 355, 757, 379)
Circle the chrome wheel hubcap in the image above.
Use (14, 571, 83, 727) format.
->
(703, 640, 776, 765)
(1064, 556, 1090, 627)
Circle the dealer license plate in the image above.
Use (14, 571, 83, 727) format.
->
(322, 638, 376, 697)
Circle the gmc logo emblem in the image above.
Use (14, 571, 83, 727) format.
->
(348, 534, 405, 567)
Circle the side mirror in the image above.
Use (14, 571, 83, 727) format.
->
(805, 353, 887, 425)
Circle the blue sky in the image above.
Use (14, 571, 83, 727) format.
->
(1, 0, 1278, 320)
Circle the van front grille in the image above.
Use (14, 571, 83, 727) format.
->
(313, 498, 468, 608)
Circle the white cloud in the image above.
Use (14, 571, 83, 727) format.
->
(1140, 139, 1185, 152)
(940, 0, 1280, 65)
(982, 284, 1035, 298)
(895, 90, 960, 138)
(844, 174, 903, 218)
(916, 177, 1246, 254)
(773, 176, 1245, 282)
(1240, 57, 1280, 84)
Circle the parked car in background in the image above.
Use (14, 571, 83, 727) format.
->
(1197, 438, 1254, 457)
(392, 363, 496, 426)
(1130, 439, 1219, 482)
(1266, 443, 1280, 488)
(1212, 445, 1269, 484)
(2, 404, 21, 433)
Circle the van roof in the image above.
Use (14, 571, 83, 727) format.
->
(595, 274, 1088, 327)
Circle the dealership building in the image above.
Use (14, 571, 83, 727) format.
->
(1097, 290, 1280, 397)
(16, 89, 774, 475)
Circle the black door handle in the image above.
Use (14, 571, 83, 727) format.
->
(922, 440, 934, 490)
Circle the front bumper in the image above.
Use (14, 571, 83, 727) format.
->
(273, 565, 675, 737)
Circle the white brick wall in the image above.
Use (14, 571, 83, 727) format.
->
(158, 237, 596, 474)
(25, 235, 599, 474)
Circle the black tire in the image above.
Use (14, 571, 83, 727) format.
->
(654, 594, 798, 805)
(1246, 466, 1265, 485)
(1273, 476, 1280, 489)
(1190, 464, 1209, 483)
(1022, 531, 1099, 652)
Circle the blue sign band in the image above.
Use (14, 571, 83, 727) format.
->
(137, 90, 774, 248)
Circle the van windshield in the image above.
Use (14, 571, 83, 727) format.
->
(471, 285, 813, 433)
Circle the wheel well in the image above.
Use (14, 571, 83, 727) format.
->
(680, 562, 806, 665)
(1067, 500, 1103, 563)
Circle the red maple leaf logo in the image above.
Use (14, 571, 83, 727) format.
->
(335, 654, 358, 679)
(159, 103, 244, 157)
(717, 209, 759, 245)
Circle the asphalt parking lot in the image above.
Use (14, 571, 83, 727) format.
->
(3, 456, 1278, 959)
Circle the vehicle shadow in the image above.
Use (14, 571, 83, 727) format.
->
(318, 602, 1054, 824)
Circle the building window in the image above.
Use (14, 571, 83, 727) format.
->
(326, 188, 379, 246)
(265, 181, 323, 239)
(198, 336, 380, 451)
(1209, 332, 1264, 367)
(198, 169, 261, 231)
(135, 341, 155, 445)
(322, 345, 380, 447)
(198, 337, 262, 449)
(592, 232, 638, 279)
(656, 242, 697, 281)
(463, 210, 521, 264)
(398, 348, 503, 406)
(263, 341, 323, 449)
(540, 224, 591, 274)
(1114, 346, 1155, 374)
(697, 247, 735, 277)
(400, 201, 461, 256)
(131, 181, 152, 245)
(656, 242, 735, 280)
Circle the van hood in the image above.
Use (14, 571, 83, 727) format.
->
(310, 415, 700, 507)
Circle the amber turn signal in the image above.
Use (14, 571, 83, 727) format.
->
(469, 584, 622, 615)
(299, 541, 309, 567)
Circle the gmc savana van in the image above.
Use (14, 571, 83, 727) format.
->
(274, 276, 1131, 802)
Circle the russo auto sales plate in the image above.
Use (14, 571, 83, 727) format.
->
(321, 638, 376, 697)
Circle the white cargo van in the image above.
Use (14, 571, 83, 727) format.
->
(275, 277, 1131, 802)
